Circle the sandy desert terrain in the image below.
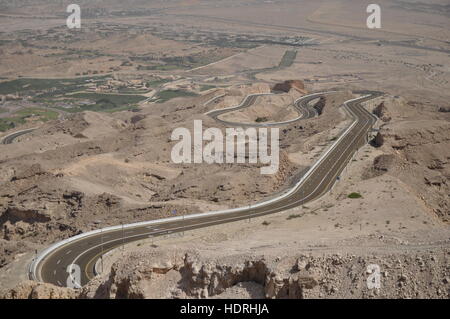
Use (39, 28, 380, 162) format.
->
(0, 0, 449, 299)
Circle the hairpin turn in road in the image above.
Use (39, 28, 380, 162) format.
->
(26, 90, 382, 287)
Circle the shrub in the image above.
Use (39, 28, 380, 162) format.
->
(255, 117, 268, 123)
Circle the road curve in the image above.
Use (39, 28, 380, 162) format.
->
(207, 91, 334, 128)
(1, 128, 36, 145)
(31, 90, 382, 288)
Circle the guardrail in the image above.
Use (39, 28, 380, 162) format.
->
(204, 92, 273, 115)
(1, 127, 38, 145)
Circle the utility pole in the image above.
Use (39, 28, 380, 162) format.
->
(182, 210, 185, 237)
(122, 223, 124, 251)
(100, 228, 104, 273)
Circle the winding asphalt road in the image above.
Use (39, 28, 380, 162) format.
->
(29, 90, 382, 288)
(207, 91, 325, 127)
(1, 128, 36, 145)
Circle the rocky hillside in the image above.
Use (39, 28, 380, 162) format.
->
(2, 280, 77, 299)
(313, 96, 326, 115)
(372, 102, 391, 122)
(3, 246, 448, 299)
(369, 97, 450, 222)
(0, 82, 328, 280)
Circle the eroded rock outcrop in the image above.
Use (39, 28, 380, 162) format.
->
(373, 102, 391, 122)
(1, 280, 77, 299)
(375, 121, 450, 150)
(272, 80, 307, 94)
(81, 250, 318, 299)
(178, 254, 317, 298)
(373, 132, 384, 147)
(75, 246, 450, 299)
(313, 96, 326, 115)
(3, 246, 449, 299)
(367, 120, 450, 222)
(10, 164, 48, 182)
(373, 154, 395, 172)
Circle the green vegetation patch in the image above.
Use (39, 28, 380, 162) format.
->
(138, 50, 238, 71)
(155, 90, 198, 103)
(0, 117, 25, 132)
(199, 85, 216, 92)
(140, 64, 181, 71)
(15, 107, 59, 121)
(255, 117, 268, 123)
(147, 78, 171, 88)
(116, 88, 149, 94)
(279, 50, 297, 68)
(67, 93, 146, 112)
(69, 93, 146, 104)
(348, 192, 363, 199)
(0, 107, 58, 132)
(0, 77, 108, 96)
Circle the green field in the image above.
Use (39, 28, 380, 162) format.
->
(15, 107, 59, 120)
(137, 51, 237, 71)
(0, 76, 109, 96)
(0, 118, 25, 132)
(155, 90, 198, 103)
(0, 77, 148, 113)
(116, 88, 149, 94)
(0, 107, 59, 132)
(278, 50, 297, 68)
(65, 93, 147, 112)
(247, 49, 298, 80)
(199, 85, 216, 92)
(147, 78, 171, 88)
(142, 64, 181, 71)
